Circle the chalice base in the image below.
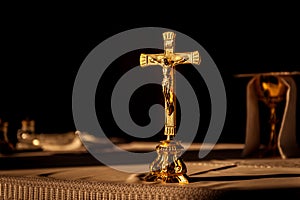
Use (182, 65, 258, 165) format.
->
(143, 140, 189, 184)
(259, 144, 281, 158)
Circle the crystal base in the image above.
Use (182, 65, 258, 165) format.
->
(143, 140, 189, 184)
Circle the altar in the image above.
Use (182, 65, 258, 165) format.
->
(1, 142, 300, 200)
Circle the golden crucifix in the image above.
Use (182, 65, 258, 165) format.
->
(140, 31, 201, 184)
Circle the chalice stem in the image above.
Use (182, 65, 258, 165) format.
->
(269, 107, 278, 152)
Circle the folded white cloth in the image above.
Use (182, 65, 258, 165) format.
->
(242, 75, 300, 158)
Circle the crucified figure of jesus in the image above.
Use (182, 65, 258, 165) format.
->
(140, 31, 200, 140)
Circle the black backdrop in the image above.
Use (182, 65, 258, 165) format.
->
(1, 6, 300, 145)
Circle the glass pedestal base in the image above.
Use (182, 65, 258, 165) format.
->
(143, 140, 189, 184)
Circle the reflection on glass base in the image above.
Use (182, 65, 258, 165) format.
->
(143, 140, 189, 184)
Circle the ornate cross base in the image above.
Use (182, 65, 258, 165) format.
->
(143, 140, 189, 184)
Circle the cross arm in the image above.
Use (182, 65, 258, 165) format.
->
(172, 51, 201, 65)
(140, 53, 165, 67)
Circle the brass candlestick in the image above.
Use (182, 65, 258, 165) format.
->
(139, 31, 201, 184)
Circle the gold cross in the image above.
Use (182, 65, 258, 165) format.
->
(140, 32, 201, 140)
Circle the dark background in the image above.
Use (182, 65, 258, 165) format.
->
(1, 5, 300, 145)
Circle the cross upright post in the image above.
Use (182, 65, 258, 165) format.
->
(139, 31, 201, 184)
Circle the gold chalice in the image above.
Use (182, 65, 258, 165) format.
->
(254, 75, 287, 157)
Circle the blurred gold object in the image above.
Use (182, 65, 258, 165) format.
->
(254, 75, 288, 157)
(0, 119, 14, 154)
(139, 31, 200, 184)
(16, 119, 41, 150)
